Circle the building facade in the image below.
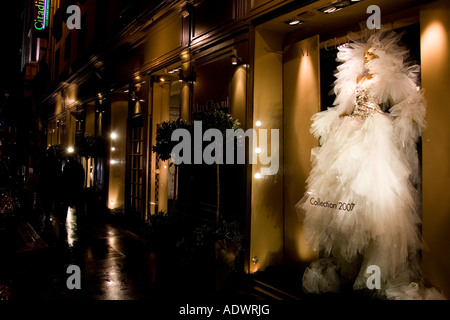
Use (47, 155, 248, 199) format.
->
(24, 0, 450, 297)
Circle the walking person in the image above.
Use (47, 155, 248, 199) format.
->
(62, 153, 86, 234)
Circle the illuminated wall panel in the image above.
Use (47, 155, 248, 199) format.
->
(283, 35, 320, 268)
(420, 0, 450, 298)
(250, 28, 284, 273)
(108, 96, 128, 212)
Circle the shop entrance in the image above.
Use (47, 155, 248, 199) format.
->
(148, 64, 183, 216)
(126, 115, 145, 218)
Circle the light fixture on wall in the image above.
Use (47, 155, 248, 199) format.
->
(178, 69, 184, 82)
(168, 67, 181, 74)
(231, 48, 242, 65)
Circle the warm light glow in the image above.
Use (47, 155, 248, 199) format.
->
(110, 132, 118, 140)
(111, 147, 116, 152)
(255, 148, 262, 154)
(421, 21, 448, 67)
(67, 146, 74, 154)
(181, 50, 190, 61)
(110, 160, 117, 165)
(297, 225, 318, 261)
(254, 173, 262, 179)
(160, 78, 165, 82)
(66, 207, 77, 248)
(255, 121, 262, 127)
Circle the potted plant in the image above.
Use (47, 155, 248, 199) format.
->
(152, 118, 190, 213)
(194, 109, 240, 226)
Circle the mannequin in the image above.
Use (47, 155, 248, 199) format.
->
(296, 30, 441, 299)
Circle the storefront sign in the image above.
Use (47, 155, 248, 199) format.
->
(33, 0, 51, 37)
(192, 98, 230, 114)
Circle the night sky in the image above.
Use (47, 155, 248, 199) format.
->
(1, 1, 24, 109)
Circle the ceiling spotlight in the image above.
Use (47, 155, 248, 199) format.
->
(316, 0, 361, 14)
(284, 18, 303, 26)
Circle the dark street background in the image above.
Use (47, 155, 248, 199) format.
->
(1, 2, 23, 100)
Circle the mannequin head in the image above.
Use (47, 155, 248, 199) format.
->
(364, 46, 378, 64)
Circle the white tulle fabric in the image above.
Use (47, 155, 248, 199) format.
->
(296, 31, 444, 299)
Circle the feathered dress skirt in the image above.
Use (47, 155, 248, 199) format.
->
(296, 111, 422, 291)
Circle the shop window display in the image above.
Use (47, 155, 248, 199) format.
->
(296, 30, 442, 299)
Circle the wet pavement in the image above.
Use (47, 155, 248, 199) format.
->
(0, 204, 264, 301)
(1, 209, 153, 300)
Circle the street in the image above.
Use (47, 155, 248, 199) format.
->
(0, 202, 264, 301)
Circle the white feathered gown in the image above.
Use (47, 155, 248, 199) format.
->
(296, 31, 429, 297)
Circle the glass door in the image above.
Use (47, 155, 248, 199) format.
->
(128, 117, 145, 216)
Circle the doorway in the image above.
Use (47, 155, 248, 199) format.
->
(148, 64, 183, 216)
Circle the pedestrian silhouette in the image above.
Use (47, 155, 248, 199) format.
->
(61, 153, 86, 238)
(62, 153, 85, 210)
(39, 147, 62, 220)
